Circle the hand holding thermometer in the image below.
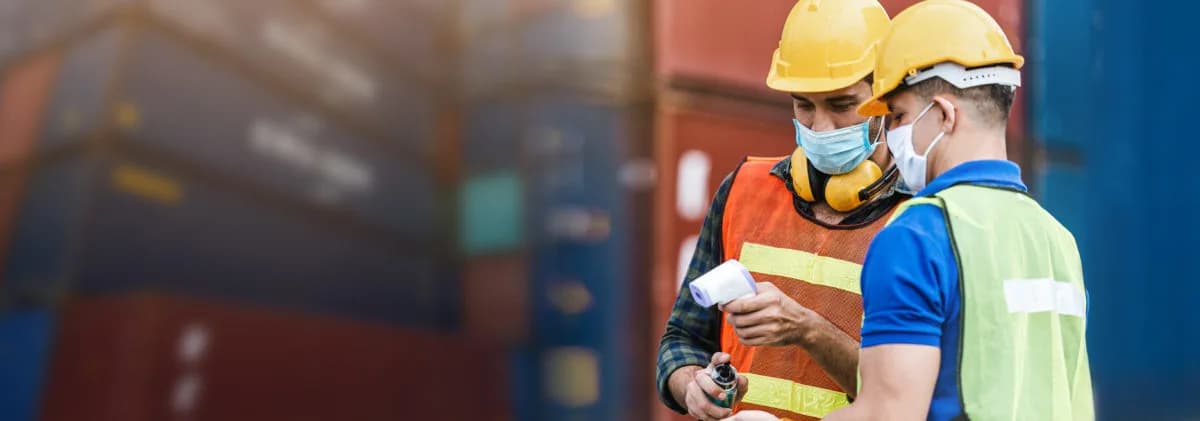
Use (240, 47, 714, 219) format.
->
(690, 260, 757, 308)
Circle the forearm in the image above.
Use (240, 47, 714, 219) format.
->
(798, 314, 860, 398)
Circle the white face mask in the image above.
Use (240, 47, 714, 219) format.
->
(887, 102, 946, 194)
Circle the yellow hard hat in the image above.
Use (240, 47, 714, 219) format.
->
(858, 0, 1024, 116)
(766, 0, 890, 93)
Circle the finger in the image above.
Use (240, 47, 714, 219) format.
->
(710, 352, 731, 366)
(686, 381, 731, 421)
(733, 323, 773, 340)
(728, 308, 775, 329)
(695, 369, 725, 398)
(736, 374, 750, 400)
(755, 282, 778, 293)
(723, 292, 781, 315)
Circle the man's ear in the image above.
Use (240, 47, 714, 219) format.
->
(932, 96, 957, 134)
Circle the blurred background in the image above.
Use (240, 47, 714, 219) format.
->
(0, 0, 1194, 420)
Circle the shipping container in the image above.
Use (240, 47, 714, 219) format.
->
(38, 28, 438, 240)
(140, 0, 434, 146)
(0, 309, 55, 421)
(304, 0, 447, 84)
(459, 0, 648, 101)
(0, 0, 126, 67)
(650, 92, 794, 421)
(1031, 0, 1200, 419)
(3, 153, 456, 329)
(0, 51, 61, 286)
(39, 293, 510, 421)
(517, 94, 653, 420)
(462, 252, 530, 344)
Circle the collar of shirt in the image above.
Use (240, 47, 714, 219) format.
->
(917, 159, 1028, 197)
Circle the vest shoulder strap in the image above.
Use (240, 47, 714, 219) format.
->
(885, 196, 944, 225)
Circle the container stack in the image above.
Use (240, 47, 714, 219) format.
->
(0, 1, 508, 420)
(456, 0, 655, 419)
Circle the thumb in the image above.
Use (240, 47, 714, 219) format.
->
(736, 374, 749, 400)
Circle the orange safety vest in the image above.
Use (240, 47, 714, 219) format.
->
(720, 157, 897, 420)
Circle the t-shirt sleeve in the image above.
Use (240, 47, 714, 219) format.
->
(859, 205, 951, 348)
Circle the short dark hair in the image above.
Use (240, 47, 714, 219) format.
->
(889, 73, 1015, 127)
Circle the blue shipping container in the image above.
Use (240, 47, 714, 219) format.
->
(1033, 0, 1200, 419)
(0, 310, 54, 421)
(518, 95, 644, 420)
(143, 0, 434, 145)
(2, 153, 457, 329)
(39, 28, 438, 241)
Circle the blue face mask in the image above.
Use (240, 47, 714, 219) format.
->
(794, 118, 883, 175)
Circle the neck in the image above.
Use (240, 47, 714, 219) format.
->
(929, 130, 1007, 181)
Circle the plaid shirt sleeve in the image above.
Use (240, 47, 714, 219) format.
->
(655, 170, 735, 413)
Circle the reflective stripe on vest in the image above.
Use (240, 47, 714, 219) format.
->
(740, 243, 862, 296)
(720, 157, 897, 421)
(741, 373, 850, 418)
(888, 186, 1094, 420)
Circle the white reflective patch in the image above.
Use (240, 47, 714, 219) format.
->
(676, 150, 711, 221)
(1002, 278, 1086, 318)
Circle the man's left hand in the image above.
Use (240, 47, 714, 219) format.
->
(720, 282, 813, 347)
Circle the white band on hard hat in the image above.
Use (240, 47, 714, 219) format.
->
(904, 62, 1021, 89)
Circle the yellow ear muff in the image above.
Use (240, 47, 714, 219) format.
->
(789, 147, 816, 202)
(825, 160, 883, 212)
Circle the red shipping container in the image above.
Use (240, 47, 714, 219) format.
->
(40, 294, 512, 421)
(462, 253, 530, 345)
(654, 0, 1027, 164)
(651, 91, 794, 421)
(0, 51, 60, 168)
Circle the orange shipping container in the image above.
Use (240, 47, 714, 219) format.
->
(651, 91, 793, 421)
(40, 294, 512, 421)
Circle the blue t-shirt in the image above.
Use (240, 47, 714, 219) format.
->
(859, 160, 1028, 421)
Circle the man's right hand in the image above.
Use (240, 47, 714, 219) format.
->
(670, 353, 749, 421)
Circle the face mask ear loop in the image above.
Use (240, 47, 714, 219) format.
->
(871, 115, 886, 147)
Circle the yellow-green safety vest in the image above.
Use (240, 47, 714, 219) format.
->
(887, 185, 1095, 420)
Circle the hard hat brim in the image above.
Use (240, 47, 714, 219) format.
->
(766, 71, 872, 96)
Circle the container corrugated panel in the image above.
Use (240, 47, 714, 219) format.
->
(651, 97, 793, 421)
(39, 293, 511, 421)
(42, 28, 437, 240)
(143, 0, 434, 145)
(1033, 1, 1200, 418)
(519, 95, 650, 420)
(653, 0, 793, 94)
(0, 309, 55, 421)
(1028, 0, 1092, 149)
(305, 0, 445, 83)
(2, 153, 456, 329)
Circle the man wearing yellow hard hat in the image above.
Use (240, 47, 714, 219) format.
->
(655, 1, 909, 420)
(726, 1, 1095, 420)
